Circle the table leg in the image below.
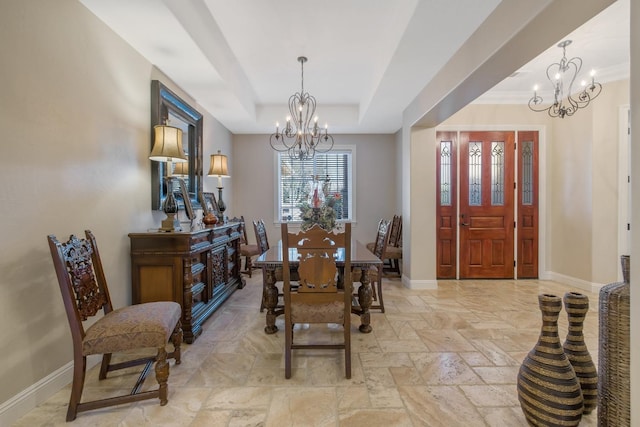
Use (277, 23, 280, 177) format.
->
(264, 268, 279, 334)
(357, 268, 373, 333)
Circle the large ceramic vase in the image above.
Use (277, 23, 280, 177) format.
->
(517, 293, 584, 426)
(562, 291, 598, 414)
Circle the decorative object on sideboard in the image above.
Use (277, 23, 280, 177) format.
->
(178, 178, 195, 221)
(149, 124, 187, 232)
(562, 292, 598, 414)
(199, 191, 218, 226)
(517, 293, 584, 427)
(207, 150, 229, 223)
(598, 255, 630, 426)
(528, 40, 602, 119)
(269, 56, 334, 160)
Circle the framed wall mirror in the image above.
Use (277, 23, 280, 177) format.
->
(151, 80, 203, 211)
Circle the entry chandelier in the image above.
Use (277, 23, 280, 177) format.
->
(528, 40, 602, 118)
(269, 56, 334, 160)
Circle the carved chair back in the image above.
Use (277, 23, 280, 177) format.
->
(254, 219, 269, 254)
(240, 215, 249, 244)
(48, 231, 113, 343)
(372, 218, 391, 259)
(388, 215, 402, 247)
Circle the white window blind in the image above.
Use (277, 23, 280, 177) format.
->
(278, 150, 352, 222)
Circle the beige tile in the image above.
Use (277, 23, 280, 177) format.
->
(14, 275, 603, 426)
(339, 408, 414, 426)
(473, 366, 520, 384)
(398, 385, 486, 427)
(411, 352, 483, 385)
(459, 384, 520, 407)
(265, 387, 337, 426)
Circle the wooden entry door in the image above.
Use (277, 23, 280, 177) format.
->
(459, 131, 515, 278)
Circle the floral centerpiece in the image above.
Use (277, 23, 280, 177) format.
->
(299, 176, 342, 231)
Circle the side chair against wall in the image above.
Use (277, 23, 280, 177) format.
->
(239, 216, 260, 277)
(367, 215, 402, 276)
(281, 222, 353, 379)
(384, 215, 402, 275)
(362, 218, 391, 312)
(48, 230, 182, 421)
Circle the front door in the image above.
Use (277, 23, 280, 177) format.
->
(459, 131, 515, 278)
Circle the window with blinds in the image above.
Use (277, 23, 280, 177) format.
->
(278, 150, 353, 222)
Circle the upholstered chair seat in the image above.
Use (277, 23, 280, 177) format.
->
(82, 301, 181, 356)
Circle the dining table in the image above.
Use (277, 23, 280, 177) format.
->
(254, 239, 382, 334)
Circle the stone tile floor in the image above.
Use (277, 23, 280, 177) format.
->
(13, 274, 600, 426)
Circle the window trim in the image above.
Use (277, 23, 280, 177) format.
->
(273, 145, 356, 225)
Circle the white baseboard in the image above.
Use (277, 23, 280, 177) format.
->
(403, 275, 437, 290)
(0, 361, 73, 426)
(545, 271, 606, 294)
(0, 356, 102, 426)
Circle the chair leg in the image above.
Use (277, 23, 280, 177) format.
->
(285, 321, 293, 379)
(98, 353, 112, 380)
(344, 323, 351, 379)
(66, 355, 87, 422)
(170, 322, 182, 364)
(376, 265, 385, 313)
(245, 256, 253, 277)
(155, 347, 169, 405)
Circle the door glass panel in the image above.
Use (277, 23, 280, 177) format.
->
(440, 141, 452, 206)
(522, 141, 533, 205)
(491, 141, 505, 206)
(469, 142, 482, 206)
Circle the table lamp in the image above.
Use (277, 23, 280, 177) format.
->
(149, 124, 187, 231)
(207, 150, 229, 222)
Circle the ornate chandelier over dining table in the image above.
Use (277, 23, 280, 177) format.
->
(269, 56, 335, 160)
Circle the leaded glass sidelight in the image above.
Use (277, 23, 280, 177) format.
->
(440, 141, 452, 206)
(468, 142, 482, 206)
(522, 141, 533, 205)
(491, 141, 505, 205)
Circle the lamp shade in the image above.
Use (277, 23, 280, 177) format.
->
(149, 125, 187, 162)
(207, 150, 230, 177)
(172, 161, 189, 176)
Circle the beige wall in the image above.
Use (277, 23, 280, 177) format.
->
(0, 0, 232, 408)
(231, 134, 397, 245)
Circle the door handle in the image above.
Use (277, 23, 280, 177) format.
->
(460, 214, 469, 227)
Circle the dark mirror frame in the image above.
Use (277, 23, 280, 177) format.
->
(151, 80, 203, 210)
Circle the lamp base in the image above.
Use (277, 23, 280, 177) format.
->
(159, 213, 181, 232)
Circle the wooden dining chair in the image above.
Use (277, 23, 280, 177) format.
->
(363, 218, 391, 312)
(384, 215, 403, 275)
(367, 215, 402, 276)
(239, 216, 260, 277)
(254, 219, 271, 312)
(281, 222, 352, 379)
(48, 230, 182, 421)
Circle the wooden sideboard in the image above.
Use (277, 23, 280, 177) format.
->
(129, 222, 246, 343)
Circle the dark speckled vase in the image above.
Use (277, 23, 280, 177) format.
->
(517, 293, 583, 426)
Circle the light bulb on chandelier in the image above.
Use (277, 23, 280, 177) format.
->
(528, 40, 602, 119)
(269, 56, 334, 160)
